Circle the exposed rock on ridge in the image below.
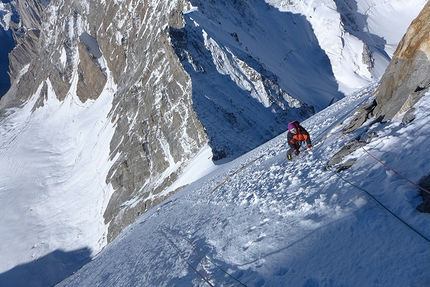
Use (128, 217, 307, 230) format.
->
(331, 2, 430, 172)
(373, 0, 430, 122)
(345, 1, 430, 132)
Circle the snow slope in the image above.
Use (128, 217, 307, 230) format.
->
(0, 62, 118, 285)
(57, 84, 430, 286)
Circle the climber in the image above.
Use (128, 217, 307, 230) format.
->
(286, 120, 312, 160)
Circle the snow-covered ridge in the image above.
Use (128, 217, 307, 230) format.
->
(266, 0, 427, 94)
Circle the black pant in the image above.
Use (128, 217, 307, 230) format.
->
(287, 142, 303, 156)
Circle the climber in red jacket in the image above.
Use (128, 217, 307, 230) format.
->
(286, 121, 312, 160)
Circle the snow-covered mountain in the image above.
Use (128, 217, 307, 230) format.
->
(0, 0, 428, 286)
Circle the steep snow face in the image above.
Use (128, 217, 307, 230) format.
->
(358, 0, 428, 56)
(57, 85, 430, 287)
(265, 0, 428, 94)
(0, 61, 117, 278)
(182, 0, 344, 110)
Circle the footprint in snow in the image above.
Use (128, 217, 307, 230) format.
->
(242, 233, 266, 250)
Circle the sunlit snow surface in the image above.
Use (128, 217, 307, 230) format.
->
(58, 84, 430, 286)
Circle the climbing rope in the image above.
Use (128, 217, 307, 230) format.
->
(357, 140, 430, 196)
(319, 155, 430, 244)
(160, 228, 214, 287)
(201, 256, 248, 287)
(162, 227, 210, 280)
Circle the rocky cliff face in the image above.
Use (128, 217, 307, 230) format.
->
(373, 1, 430, 122)
(344, 1, 430, 131)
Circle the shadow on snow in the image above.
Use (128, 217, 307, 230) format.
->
(0, 248, 91, 287)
